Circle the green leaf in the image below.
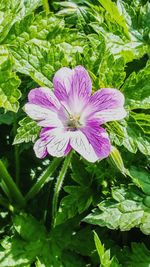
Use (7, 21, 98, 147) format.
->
(98, 54, 126, 88)
(84, 185, 150, 234)
(132, 112, 150, 135)
(13, 117, 41, 144)
(123, 61, 150, 110)
(0, 0, 42, 43)
(120, 243, 150, 267)
(94, 231, 120, 267)
(0, 55, 21, 112)
(108, 117, 150, 156)
(98, 0, 129, 38)
(128, 166, 150, 195)
(55, 184, 93, 225)
(0, 236, 38, 266)
(13, 213, 46, 241)
(5, 12, 84, 87)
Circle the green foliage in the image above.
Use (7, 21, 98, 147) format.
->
(120, 243, 150, 267)
(56, 156, 93, 225)
(108, 116, 150, 156)
(94, 231, 120, 267)
(0, 0, 150, 266)
(0, 54, 21, 112)
(123, 61, 150, 110)
(84, 185, 150, 235)
(13, 117, 41, 144)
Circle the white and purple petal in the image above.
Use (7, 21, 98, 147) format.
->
(53, 67, 74, 101)
(24, 103, 63, 128)
(33, 138, 48, 159)
(70, 130, 99, 163)
(28, 87, 61, 111)
(85, 88, 127, 124)
(71, 66, 92, 97)
(81, 120, 111, 160)
(35, 128, 71, 158)
(53, 66, 92, 114)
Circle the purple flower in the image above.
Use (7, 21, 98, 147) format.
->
(25, 66, 126, 162)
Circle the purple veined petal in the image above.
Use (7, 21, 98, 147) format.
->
(81, 120, 111, 160)
(34, 128, 71, 158)
(87, 88, 127, 124)
(71, 66, 92, 97)
(28, 87, 61, 111)
(53, 66, 92, 114)
(34, 138, 48, 158)
(70, 130, 99, 163)
(24, 103, 63, 128)
(93, 108, 127, 124)
(46, 128, 71, 157)
(53, 67, 74, 101)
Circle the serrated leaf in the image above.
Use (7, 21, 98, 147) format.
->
(5, 13, 85, 87)
(123, 61, 150, 110)
(0, 55, 21, 112)
(108, 116, 150, 156)
(128, 166, 150, 195)
(94, 231, 120, 267)
(56, 185, 93, 225)
(13, 117, 41, 144)
(0, 0, 42, 43)
(13, 213, 46, 241)
(84, 185, 150, 234)
(99, 0, 129, 38)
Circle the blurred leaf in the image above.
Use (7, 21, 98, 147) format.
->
(13, 213, 46, 241)
(120, 243, 150, 267)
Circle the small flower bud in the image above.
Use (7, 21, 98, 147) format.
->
(109, 146, 127, 176)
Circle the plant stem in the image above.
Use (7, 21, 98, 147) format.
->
(42, 0, 50, 14)
(52, 151, 73, 228)
(0, 160, 25, 207)
(25, 157, 62, 202)
(13, 114, 20, 186)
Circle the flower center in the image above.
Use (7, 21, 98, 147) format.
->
(67, 114, 81, 129)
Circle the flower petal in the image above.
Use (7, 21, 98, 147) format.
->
(28, 87, 61, 111)
(53, 67, 74, 101)
(88, 88, 127, 124)
(81, 120, 111, 160)
(34, 138, 48, 158)
(53, 66, 92, 105)
(24, 103, 63, 128)
(46, 129, 71, 157)
(70, 130, 99, 163)
(34, 128, 71, 158)
(71, 66, 92, 97)
(68, 66, 92, 114)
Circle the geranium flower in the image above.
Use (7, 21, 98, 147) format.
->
(25, 66, 126, 162)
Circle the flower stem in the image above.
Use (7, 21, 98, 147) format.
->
(25, 157, 62, 202)
(52, 151, 73, 228)
(0, 160, 25, 207)
(42, 0, 50, 14)
(13, 114, 20, 186)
